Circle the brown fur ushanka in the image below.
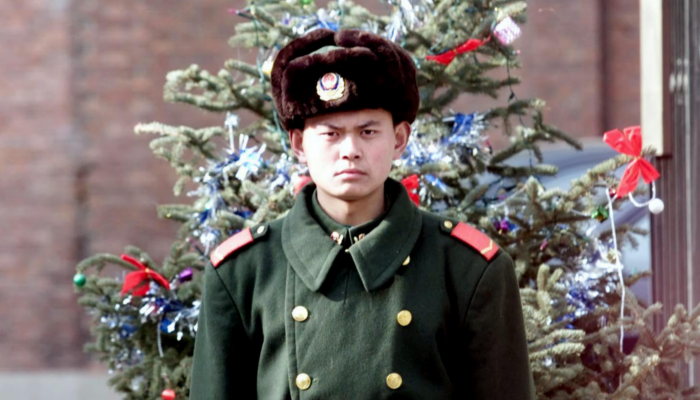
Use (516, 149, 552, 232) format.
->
(271, 28, 420, 130)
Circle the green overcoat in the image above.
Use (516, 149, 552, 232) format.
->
(189, 178, 535, 399)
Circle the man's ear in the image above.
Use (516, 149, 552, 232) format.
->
(392, 121, 411, 160)
(289, 128, 307, 164)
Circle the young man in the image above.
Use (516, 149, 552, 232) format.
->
(189, 28, 535, 399)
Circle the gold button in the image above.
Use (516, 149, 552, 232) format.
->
(256, 226, 265, 234)
(402, 256, 410, 266)
(296, 373, 312, 390)
(397, 310, 412, 326)
(386, 373, 402, 389)
(292, 306, 309, 322)
(443, 221, 453, 229)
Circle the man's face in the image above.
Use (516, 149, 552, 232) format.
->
(290, 109, 410, 201)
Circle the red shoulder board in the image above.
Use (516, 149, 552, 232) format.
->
(210, 228, 254, 268)
(451, 222, 499, 261)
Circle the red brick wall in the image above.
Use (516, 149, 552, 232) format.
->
(0, 0, 640, 370)
(436, 0, 640, 148)
(518, 1, 605, 138)
(0, 0, 83, 368)
(491, 0, 640, 142)
(603, 0, 641, 129)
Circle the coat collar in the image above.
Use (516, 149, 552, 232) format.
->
(310, 186, 389, 248)
(281, 177, 423, 292)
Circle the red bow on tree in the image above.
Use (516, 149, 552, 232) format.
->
(603, 126, 660, 197)
(402, 174, 420, 206)
(120, 254, 171, 297)
(425, 37, 490, 66)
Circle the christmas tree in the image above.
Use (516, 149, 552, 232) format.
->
(74, 0, 700, 399)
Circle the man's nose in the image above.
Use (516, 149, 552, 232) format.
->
(339, 134, 362, 160)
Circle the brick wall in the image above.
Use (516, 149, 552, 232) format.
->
(72, 0, 237, 271)
(0, 0, 83, 368)
(603, 0, 641, 129)
(0, 0, 640, 370)
(474, 0, 640, 144)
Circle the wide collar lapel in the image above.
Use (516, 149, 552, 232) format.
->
(348, 178, 422, 291)
(281, 178, 422, 292)
(281, 183, 342, 292)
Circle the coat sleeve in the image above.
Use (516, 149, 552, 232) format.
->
(189, 261, 256, 399)
(458, 251, 535, 400)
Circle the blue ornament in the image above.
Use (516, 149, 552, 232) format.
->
(424, 174, 448, 192)
(119, 323, 138, 339)
(160, 318, 177, 334)
(316, 11, 338, 31)
(401, 138, 450, 167)
(442, 112, 487, 149)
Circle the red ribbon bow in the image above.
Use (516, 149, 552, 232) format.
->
(603, 126, 660, 197)
(426, 36, 490, 66)
(401, 174, 420, 206)
(120, 254, 171, 297)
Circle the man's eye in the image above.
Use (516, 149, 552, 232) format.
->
(362, 130, 377, 136)
(323, 131, 338, 137)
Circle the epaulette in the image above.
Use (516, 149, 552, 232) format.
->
(210, 224, 269, 268)
(439, 220, 499, 262)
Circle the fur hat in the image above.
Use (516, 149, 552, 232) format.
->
(271, 28, 420, 130)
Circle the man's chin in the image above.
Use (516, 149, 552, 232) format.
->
(319, 181, 374, 201)
(328, 189, 369, 202)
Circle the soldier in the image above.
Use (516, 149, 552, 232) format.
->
(189, 28, 535, 399)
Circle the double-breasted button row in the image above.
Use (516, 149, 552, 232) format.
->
(293, 305, 412, 327)
(291, 304, 409, 391)
(295, 372, 401, 390)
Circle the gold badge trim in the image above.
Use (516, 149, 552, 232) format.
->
(316, 72, 346, 101)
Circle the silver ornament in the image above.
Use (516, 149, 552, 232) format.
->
(648, 198, 665, 214)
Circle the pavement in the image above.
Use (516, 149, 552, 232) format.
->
(0, 372, 121, 400)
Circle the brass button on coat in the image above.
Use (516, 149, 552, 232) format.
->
(296, 373, 312, 390)
(402, 256, 411, 266)
(292, 306, 309, 322)
(386, 373, 403, 389)
(443, 220, 454, 229)
(256, 225, 265, 234)
(397, 310, 412, 326)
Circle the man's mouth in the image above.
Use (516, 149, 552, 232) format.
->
(336, 168, 366, 176)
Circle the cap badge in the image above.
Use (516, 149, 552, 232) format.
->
(316, 72, 346, 101)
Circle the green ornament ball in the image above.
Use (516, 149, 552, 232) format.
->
(73, 273, 86, 287)
(300, 0, 313, 6)
(591, 205, 609, 222)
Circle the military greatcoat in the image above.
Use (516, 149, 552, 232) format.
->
(189, 177, 535, 399)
